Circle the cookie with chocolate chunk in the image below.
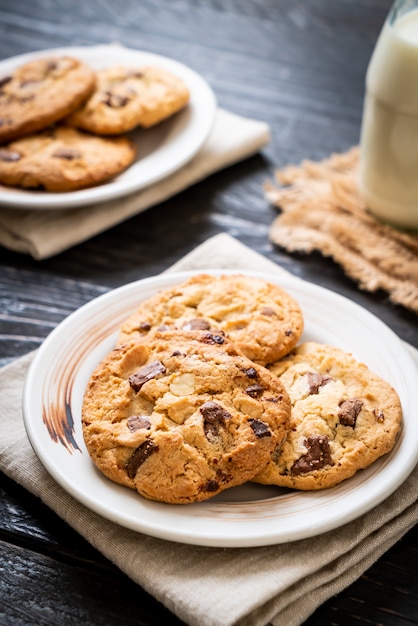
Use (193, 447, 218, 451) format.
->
(0, 125, 136, 191)
(253, 342, 402, 490)
(118, 273, 304, 365)
(82, 330, 291, 504)
(67, 65, 190, 134)
(0, 56, 95, 144)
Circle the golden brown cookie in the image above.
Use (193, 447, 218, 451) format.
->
(253, 342, 402, 490)
(118, 273, 304, 365)
(67, 65, 190, 134)
(0, 125, 136, 191)
(0, 56, 95, 144)
(82, 330, 291, 504)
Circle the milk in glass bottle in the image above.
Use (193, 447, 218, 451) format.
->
(359, 0, 418, 229)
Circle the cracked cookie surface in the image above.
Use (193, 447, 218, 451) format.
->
(82, 330, 291, 504)
(117, 273, 304, 365)
(0, 125, 136, 191)
(67, 65, 190, 134)
(0, 56, 95, 143)
(253, 341, 402, 490)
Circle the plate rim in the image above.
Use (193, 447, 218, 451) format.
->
(0, 44, 217, 210)
(22, 269, 418, 547)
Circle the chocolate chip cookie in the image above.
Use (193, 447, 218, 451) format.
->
(0, 56, 95, 144)
(67, 65, 190, 134)
(0, 125, 136, 191)
(82, 330, 291, 504)
(118, 274, 304, 365)
(253, 342, 402, 490)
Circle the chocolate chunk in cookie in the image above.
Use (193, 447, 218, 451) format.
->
(290, 435, 334, 475)
(338, 398, 363, 427)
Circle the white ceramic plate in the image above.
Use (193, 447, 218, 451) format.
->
(0, 45, 216, 209)
(23, 270, 418, 547)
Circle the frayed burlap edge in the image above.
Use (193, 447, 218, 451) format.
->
(266, 147, 418, 314)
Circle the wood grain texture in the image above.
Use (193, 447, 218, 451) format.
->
(0, 0, 417, 624)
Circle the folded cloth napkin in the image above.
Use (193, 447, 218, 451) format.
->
(1, 234, 417, 626)
(0, 109, 270, 259)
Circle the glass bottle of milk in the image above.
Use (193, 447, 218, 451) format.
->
(359, 0, 418, 229)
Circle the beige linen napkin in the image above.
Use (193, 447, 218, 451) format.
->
(0, 109, 270, 259)
(1, 234, 417, 626)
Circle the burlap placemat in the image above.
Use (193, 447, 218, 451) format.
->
(265, 147, 418, 314)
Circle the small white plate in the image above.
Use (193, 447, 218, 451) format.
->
(0, 45, 216, 209)
(23, 270, 418, 547)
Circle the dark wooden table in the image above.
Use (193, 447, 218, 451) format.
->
(1, 1, 417, 624)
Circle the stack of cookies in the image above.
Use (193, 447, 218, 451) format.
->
(0, 55, 189, 191)
(81, 273, 402, 504)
